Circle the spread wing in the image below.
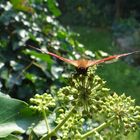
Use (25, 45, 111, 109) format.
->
(47, 51, 79, 67)
(29, 46, 139, 68)
(87, 51, 139, 67)
(29, 45, 79, 67)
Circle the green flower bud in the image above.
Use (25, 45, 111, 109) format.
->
(29, 93, 56, 113)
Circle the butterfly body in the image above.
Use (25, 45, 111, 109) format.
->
(73, 59, 91, 68)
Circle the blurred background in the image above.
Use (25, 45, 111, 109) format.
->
(58, 0, 140, 103)
(0, 0, 140, 139)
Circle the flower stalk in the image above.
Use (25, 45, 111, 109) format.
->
(81, 117, 115, 139)
(42, 110, 50, 134)
(40, 106, 75, 140)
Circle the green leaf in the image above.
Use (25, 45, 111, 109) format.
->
(33, 120, 47, 136)
(23, 50, 53, 64)
(0, 134, 19, 140)
(0, 92, 41, 138)
(10, 0, 34, 13)
(24, 73, 38, 83)
(10, 61, 24, 71)
(6, 73, 22, 88)
(47, 0, 61, 17)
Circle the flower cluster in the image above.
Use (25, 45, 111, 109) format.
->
(101, 93, 140, 135)
(57, 66, 110, 116)
(56, 110, 84, 140)
(30, 67, 140, 140)
(30, 93, 56, 113)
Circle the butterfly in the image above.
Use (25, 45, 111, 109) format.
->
(28, 45, 139, 74)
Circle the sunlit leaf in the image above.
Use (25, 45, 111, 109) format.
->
(23, 50, 53, 64)
(47, 0, 61, 17)
(0, 134, 19, 140)
(51, 65, 63, 79)
(33, 120, 47, 136)
(0, 92, 41, 138)
(24, 73, 38, 83)
(10, 60, 24, 71)
(10, 0, 34, 13)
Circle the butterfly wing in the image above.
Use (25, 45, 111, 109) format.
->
(29, 46, 139, 68)
(47, 51, 79, 67)
(28, 45, 79, 67)
(87, 51, 139, 67)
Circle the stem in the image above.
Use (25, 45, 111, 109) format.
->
(42, 110, 50, 133)
(81, 117, 115, 140)
(40, 106, 75, 140)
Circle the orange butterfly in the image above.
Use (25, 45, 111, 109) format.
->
(29, 45, 139, 74)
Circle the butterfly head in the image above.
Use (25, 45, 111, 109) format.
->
(76, 67, 88, 75)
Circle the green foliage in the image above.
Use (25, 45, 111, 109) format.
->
(59, 0, 140, 27)
(1, 1, 140, 139)
(97, 62, 140, 104)
(102, 93, 140, 135)
(0, 0, 88, 100)
(0, 92, 41, 138)
(47, 0, 61, 17)
(112, 17, 140, 38)
(72, 26, 113, 53)
(10, 0, 34, 13)
(0, 134, 19, 140)
(60, 0, 112, 26)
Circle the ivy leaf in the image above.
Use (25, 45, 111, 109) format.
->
(10, 0, 34, 13)
(0, 92, 41, 138)
(0, 134, 19, 140)
(47, 0, 61, 17)
(6, 73, 22, 89)
(33, 120, 47, 136)
(23, 49, 53, 64)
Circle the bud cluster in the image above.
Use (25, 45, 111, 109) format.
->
(30, 67, 140, 139)
(55, 66, 140, 138)
(101, 93, 140, 135)
(56, 111, 84, 140)
(57, 66, 110, 115)
(30, 93, 56, 113)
